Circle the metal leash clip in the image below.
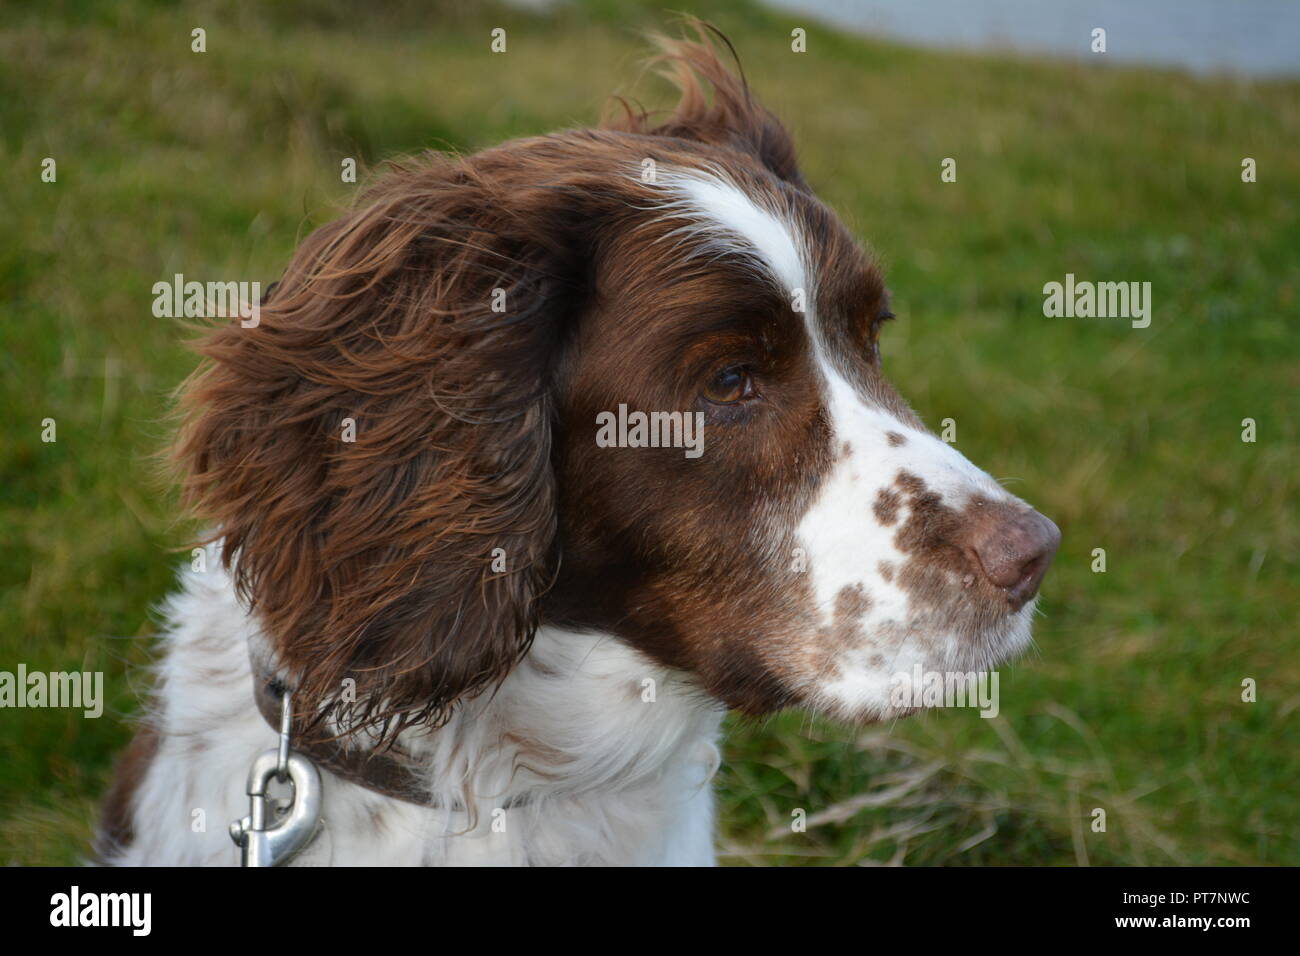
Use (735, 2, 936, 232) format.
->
(229, 688, 322, 867)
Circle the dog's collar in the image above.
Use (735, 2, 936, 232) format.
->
(249, 668, 446, 810)
(234, 650, 460, 867)
(246, 645, 534, 816)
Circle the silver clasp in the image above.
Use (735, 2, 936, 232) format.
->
(230, 690, 322, 867)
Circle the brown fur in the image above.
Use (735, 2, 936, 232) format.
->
(95, 723, 160, 859)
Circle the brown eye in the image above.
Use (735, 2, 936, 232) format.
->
(702, 365, 754, 404)
(870, 310, 896, 348)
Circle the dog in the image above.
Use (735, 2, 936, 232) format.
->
(99, 30, 1059, 866)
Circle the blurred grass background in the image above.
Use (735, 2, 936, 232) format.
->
(1, 0, 1296, 865)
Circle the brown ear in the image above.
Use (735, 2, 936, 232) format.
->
(175, 155, 582, 741)
(607, 21, 809, 191)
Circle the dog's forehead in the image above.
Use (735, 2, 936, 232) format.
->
(642, 163, 900, 402)
(649, 168, 872, 311)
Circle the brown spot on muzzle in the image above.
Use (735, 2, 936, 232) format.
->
(873, 487, 901, 525)
(833, 582, 871, 627)
(891, 471, 1009, 636)
(815, 582, 873, 648)
(891, 470, 1058, 626)
(809, 582, 875, 686)
(886, 431, 906, 447)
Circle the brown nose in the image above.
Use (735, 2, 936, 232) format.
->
(967, 505, 1061, 610)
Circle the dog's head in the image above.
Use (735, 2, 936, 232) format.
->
(177, 31, 1058, 737)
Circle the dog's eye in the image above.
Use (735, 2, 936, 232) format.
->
(869, 310, 896, 350)
(702, 365, 754, 405)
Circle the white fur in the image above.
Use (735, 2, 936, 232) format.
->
(107, 560, 724, 866)
(655, 167, 807, 295)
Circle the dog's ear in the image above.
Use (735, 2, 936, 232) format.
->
(175, 154, 590, 741)
(607, 21, 809, 191)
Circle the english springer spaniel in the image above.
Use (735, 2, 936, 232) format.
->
(100, 30, 1059, 866)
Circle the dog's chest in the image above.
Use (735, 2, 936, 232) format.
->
(127, 567, 724, 866)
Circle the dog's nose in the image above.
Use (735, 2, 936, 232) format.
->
(967, 505, 1061, 610)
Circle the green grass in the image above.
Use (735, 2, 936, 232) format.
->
(2, 0, 1297, 866)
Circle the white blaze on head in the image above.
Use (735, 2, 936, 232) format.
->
(653, 169, 807, 298)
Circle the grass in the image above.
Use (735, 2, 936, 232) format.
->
(1, 0, 1297, 866)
